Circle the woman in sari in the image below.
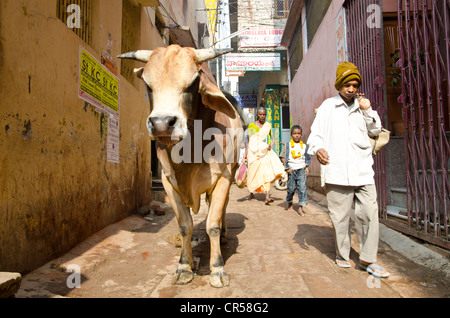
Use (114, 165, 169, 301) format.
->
(245, 107, 285, 204)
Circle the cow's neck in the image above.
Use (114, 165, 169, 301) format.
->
(155, 102, 218, 211)
(155, 137, 201, 210)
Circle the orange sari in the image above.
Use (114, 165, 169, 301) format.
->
(247, 122, 285, 193)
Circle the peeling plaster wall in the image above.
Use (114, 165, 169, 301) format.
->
(0, 0, 154, 273)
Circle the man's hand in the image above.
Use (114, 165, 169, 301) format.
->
(357, 93, 371, 110)
(316, 148, 329, 165)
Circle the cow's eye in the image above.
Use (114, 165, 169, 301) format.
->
(185, 76, 200, 95)
(146, 85, 153, 110)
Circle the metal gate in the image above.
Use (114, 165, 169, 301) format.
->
(396, 0, 450, 248)
(344, 0, 389, 217)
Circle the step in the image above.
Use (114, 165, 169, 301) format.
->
(391, 186, 447, 213)
(0, 272, 22, 298)
(387, 205, 446, 232)
(391, 187, 407, 209)
(387, 205, 408, 220)
(152, 179, 164, 191)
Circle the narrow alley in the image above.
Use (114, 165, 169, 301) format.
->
(16, 185, 450, 299)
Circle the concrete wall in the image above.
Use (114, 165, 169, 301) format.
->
(0, 0, 190, 273)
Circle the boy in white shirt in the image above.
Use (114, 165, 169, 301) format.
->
(280, 125, 311, 216)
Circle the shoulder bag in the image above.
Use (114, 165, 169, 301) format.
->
(369, 128, 390, 156)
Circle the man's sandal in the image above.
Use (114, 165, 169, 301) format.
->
(335, 258, 351, 268)
(360, 263, 390, 278)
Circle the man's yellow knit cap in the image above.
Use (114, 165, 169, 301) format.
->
(335, 61, 362, 90)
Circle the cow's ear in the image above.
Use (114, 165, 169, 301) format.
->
(199, 71, 236, 119)
(134, 67, 144, 79)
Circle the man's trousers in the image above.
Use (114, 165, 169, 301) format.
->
(326, 183, 379, 263)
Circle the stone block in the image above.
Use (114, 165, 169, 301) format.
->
(0, 272, 22, 298)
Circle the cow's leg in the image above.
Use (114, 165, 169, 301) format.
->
(207, 178, 231, 288)
(205, 193, 228, 244)
(161, 174, 195, 285)
(220, 196, 229, 245)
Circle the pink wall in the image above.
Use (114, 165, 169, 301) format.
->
(288, 1, 346, 191)
(290, 0, 400, 139)
(289, 0, 345, 139)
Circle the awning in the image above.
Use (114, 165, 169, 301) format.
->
(169, 25, 197, 48)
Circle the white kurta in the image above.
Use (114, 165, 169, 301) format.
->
(307, 95, 382, 187)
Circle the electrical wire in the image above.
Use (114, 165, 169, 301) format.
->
(158, 1, 180, 27)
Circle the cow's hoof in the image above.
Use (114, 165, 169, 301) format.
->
(209, 270, 229, 288)
(172, 269, 194, 285)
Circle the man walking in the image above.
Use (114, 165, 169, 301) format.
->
(307, 61, 389, 278)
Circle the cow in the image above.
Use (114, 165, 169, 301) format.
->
(118, 45, 244, 288)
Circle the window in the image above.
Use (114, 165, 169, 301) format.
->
(275, 0, 292, 19)
(287, 16, 303, 80)
(305, 0, 332, 47)
(57, 0, 93, 45)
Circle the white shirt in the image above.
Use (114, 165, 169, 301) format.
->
(307, 95, 382, 187)
(288, 142, 308, 170)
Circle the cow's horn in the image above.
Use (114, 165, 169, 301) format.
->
(117, 50, 153, 63)
(195, 48, 233, 64)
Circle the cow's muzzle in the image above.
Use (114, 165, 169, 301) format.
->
(148, 115, 177, 135)
(147, 115, 184, 144)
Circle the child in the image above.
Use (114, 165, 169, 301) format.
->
(280, 125, 311, 216)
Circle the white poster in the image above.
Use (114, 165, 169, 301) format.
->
(239, 29, 284, 47)
(107, 115, 120, 163)
(225, 53, 281, 71)
(335, 7, 348, 64)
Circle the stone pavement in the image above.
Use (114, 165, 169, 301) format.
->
(15, 185, 450, 299)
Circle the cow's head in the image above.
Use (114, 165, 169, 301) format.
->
(118, 45, 234, 146)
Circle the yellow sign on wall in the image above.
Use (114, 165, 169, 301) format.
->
(79, 47, 119, 114)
